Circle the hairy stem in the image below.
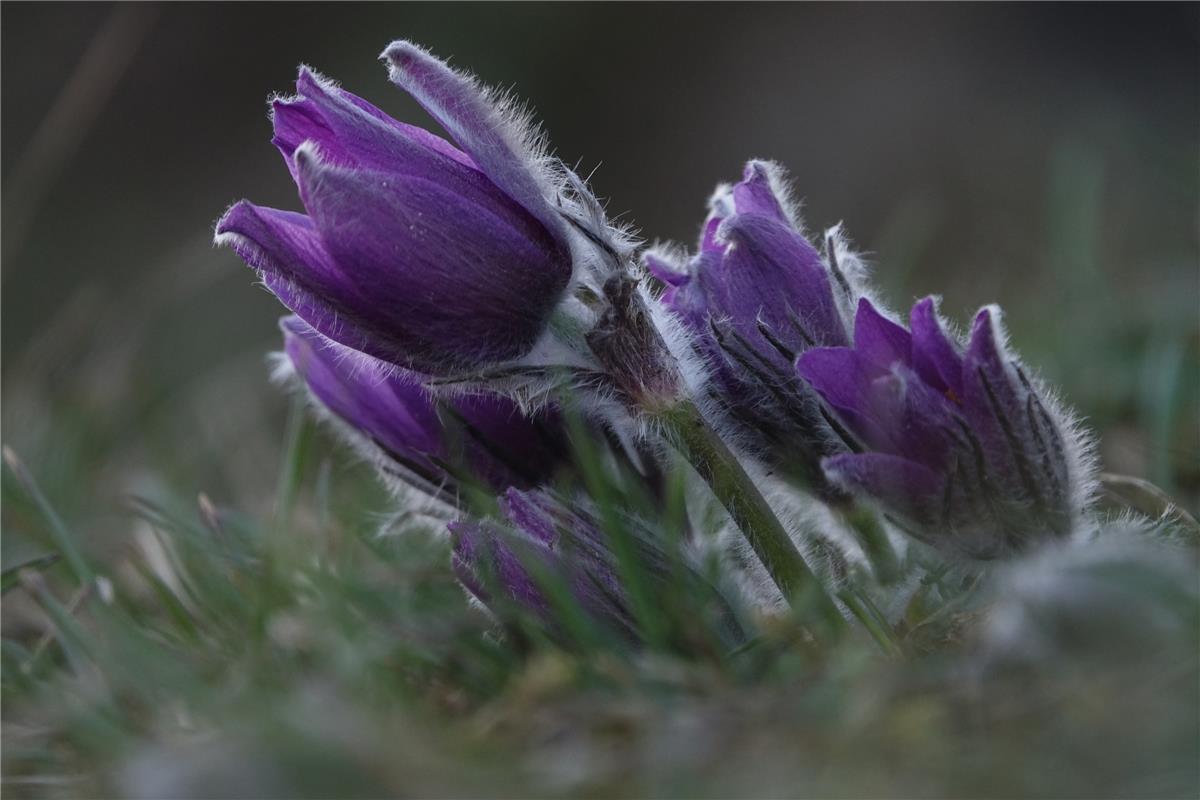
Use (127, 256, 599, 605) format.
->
(657, 401, 844, 632)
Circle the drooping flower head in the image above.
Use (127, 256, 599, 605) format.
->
(280, 316, 569, 499)
(797, 297, 1095, 560)
(217, 43, 573, 376)
(450, 489, 745, 647)
(647, 161, 863, 493)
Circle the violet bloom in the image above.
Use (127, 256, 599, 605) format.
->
(450, 489, 744, 646)
(647, 161, 859, 493)
(281, 316, 568, 498)
(797, 297, 1091, 560)
(217, 42, 572, 376)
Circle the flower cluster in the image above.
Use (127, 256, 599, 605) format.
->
(219, 41, 1100, 643)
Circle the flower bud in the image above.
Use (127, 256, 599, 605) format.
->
(450, 489, 744, 646)
(647, 161, 859, 493)
(217, 45, 573, 376)
(280, 316, 568, 497)
(797, 297, 1094, 560)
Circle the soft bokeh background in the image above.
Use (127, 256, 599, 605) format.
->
(3, 2, 1198, 550)
(3, 6, 1198, 797)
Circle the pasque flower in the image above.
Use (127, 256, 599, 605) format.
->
(797, 297, 1092, 560)
(449, 488, 744, 646)
(215, 43, 869, 626)
(216, 42, 573, 376)
(280, 316, 568, 498)
(647, 161, 861, 493)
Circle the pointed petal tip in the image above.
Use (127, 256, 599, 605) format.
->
(908, 293, 965, 396)
(852, 296, 912, 368)
(967, 303, 1008, 353)
(213, 199, 255, 243)
(215, 200, 311, 250)
(972, 303, 1002, 330)
(909, 296, 953, 342)
(295, 62, 321, 83)
(278, 313, 312, 340)
(912, 295, 938, 316)
(293, 68, 322, 101)
(742, 159, 771, 181)
(380, 40, 432, 72)
(854, 295, 878, 317)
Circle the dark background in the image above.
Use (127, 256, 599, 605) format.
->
(2, 3, 1197, 525)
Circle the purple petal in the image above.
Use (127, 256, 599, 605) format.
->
(909, 297, 963, 399)
(217, 201, 402, 363)
(271, 93, 344, 180)
(852, 298, 912, 372)
(499, 488, 559, 547)
(662, 252, 718, 334)
(864, 366, 956, 468)
(699, 215, 723, 253)
(216, 201, 340, 291)
(219, 200, 446, 369)
(450, 508, 635, 640)
(448, 521, 490, 602)
(796, 347, 893, 450)
(274, 69, 553, 248)
(280, 316, 443, 464)
(521, 498, 630, 622)
(501, 490, 614, 581)
(293, 145, 569, 373)
(730, 161, 789, 223)
(644, 252, 689, 287)
(822, 452, 943, 524)
(283, 315, 566, 492)
(381, 41, 565, 242)
(449, 520, 550, 613)
(293, 68, 475, 169)
(960, 306, 1031, 498)
(449, 397, 569, 491)
(272, 72, 451, 174)
(714, 213, 848, 359)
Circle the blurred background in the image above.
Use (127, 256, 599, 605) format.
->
(3, 2, 1198, 553)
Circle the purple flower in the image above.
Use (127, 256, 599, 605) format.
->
(797, 297, 1087, 560)
(216, 43, 573, 376)
(647, 161, 858, 492)
(281, 316, 568, 497)
(450, 489, 744, 646)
